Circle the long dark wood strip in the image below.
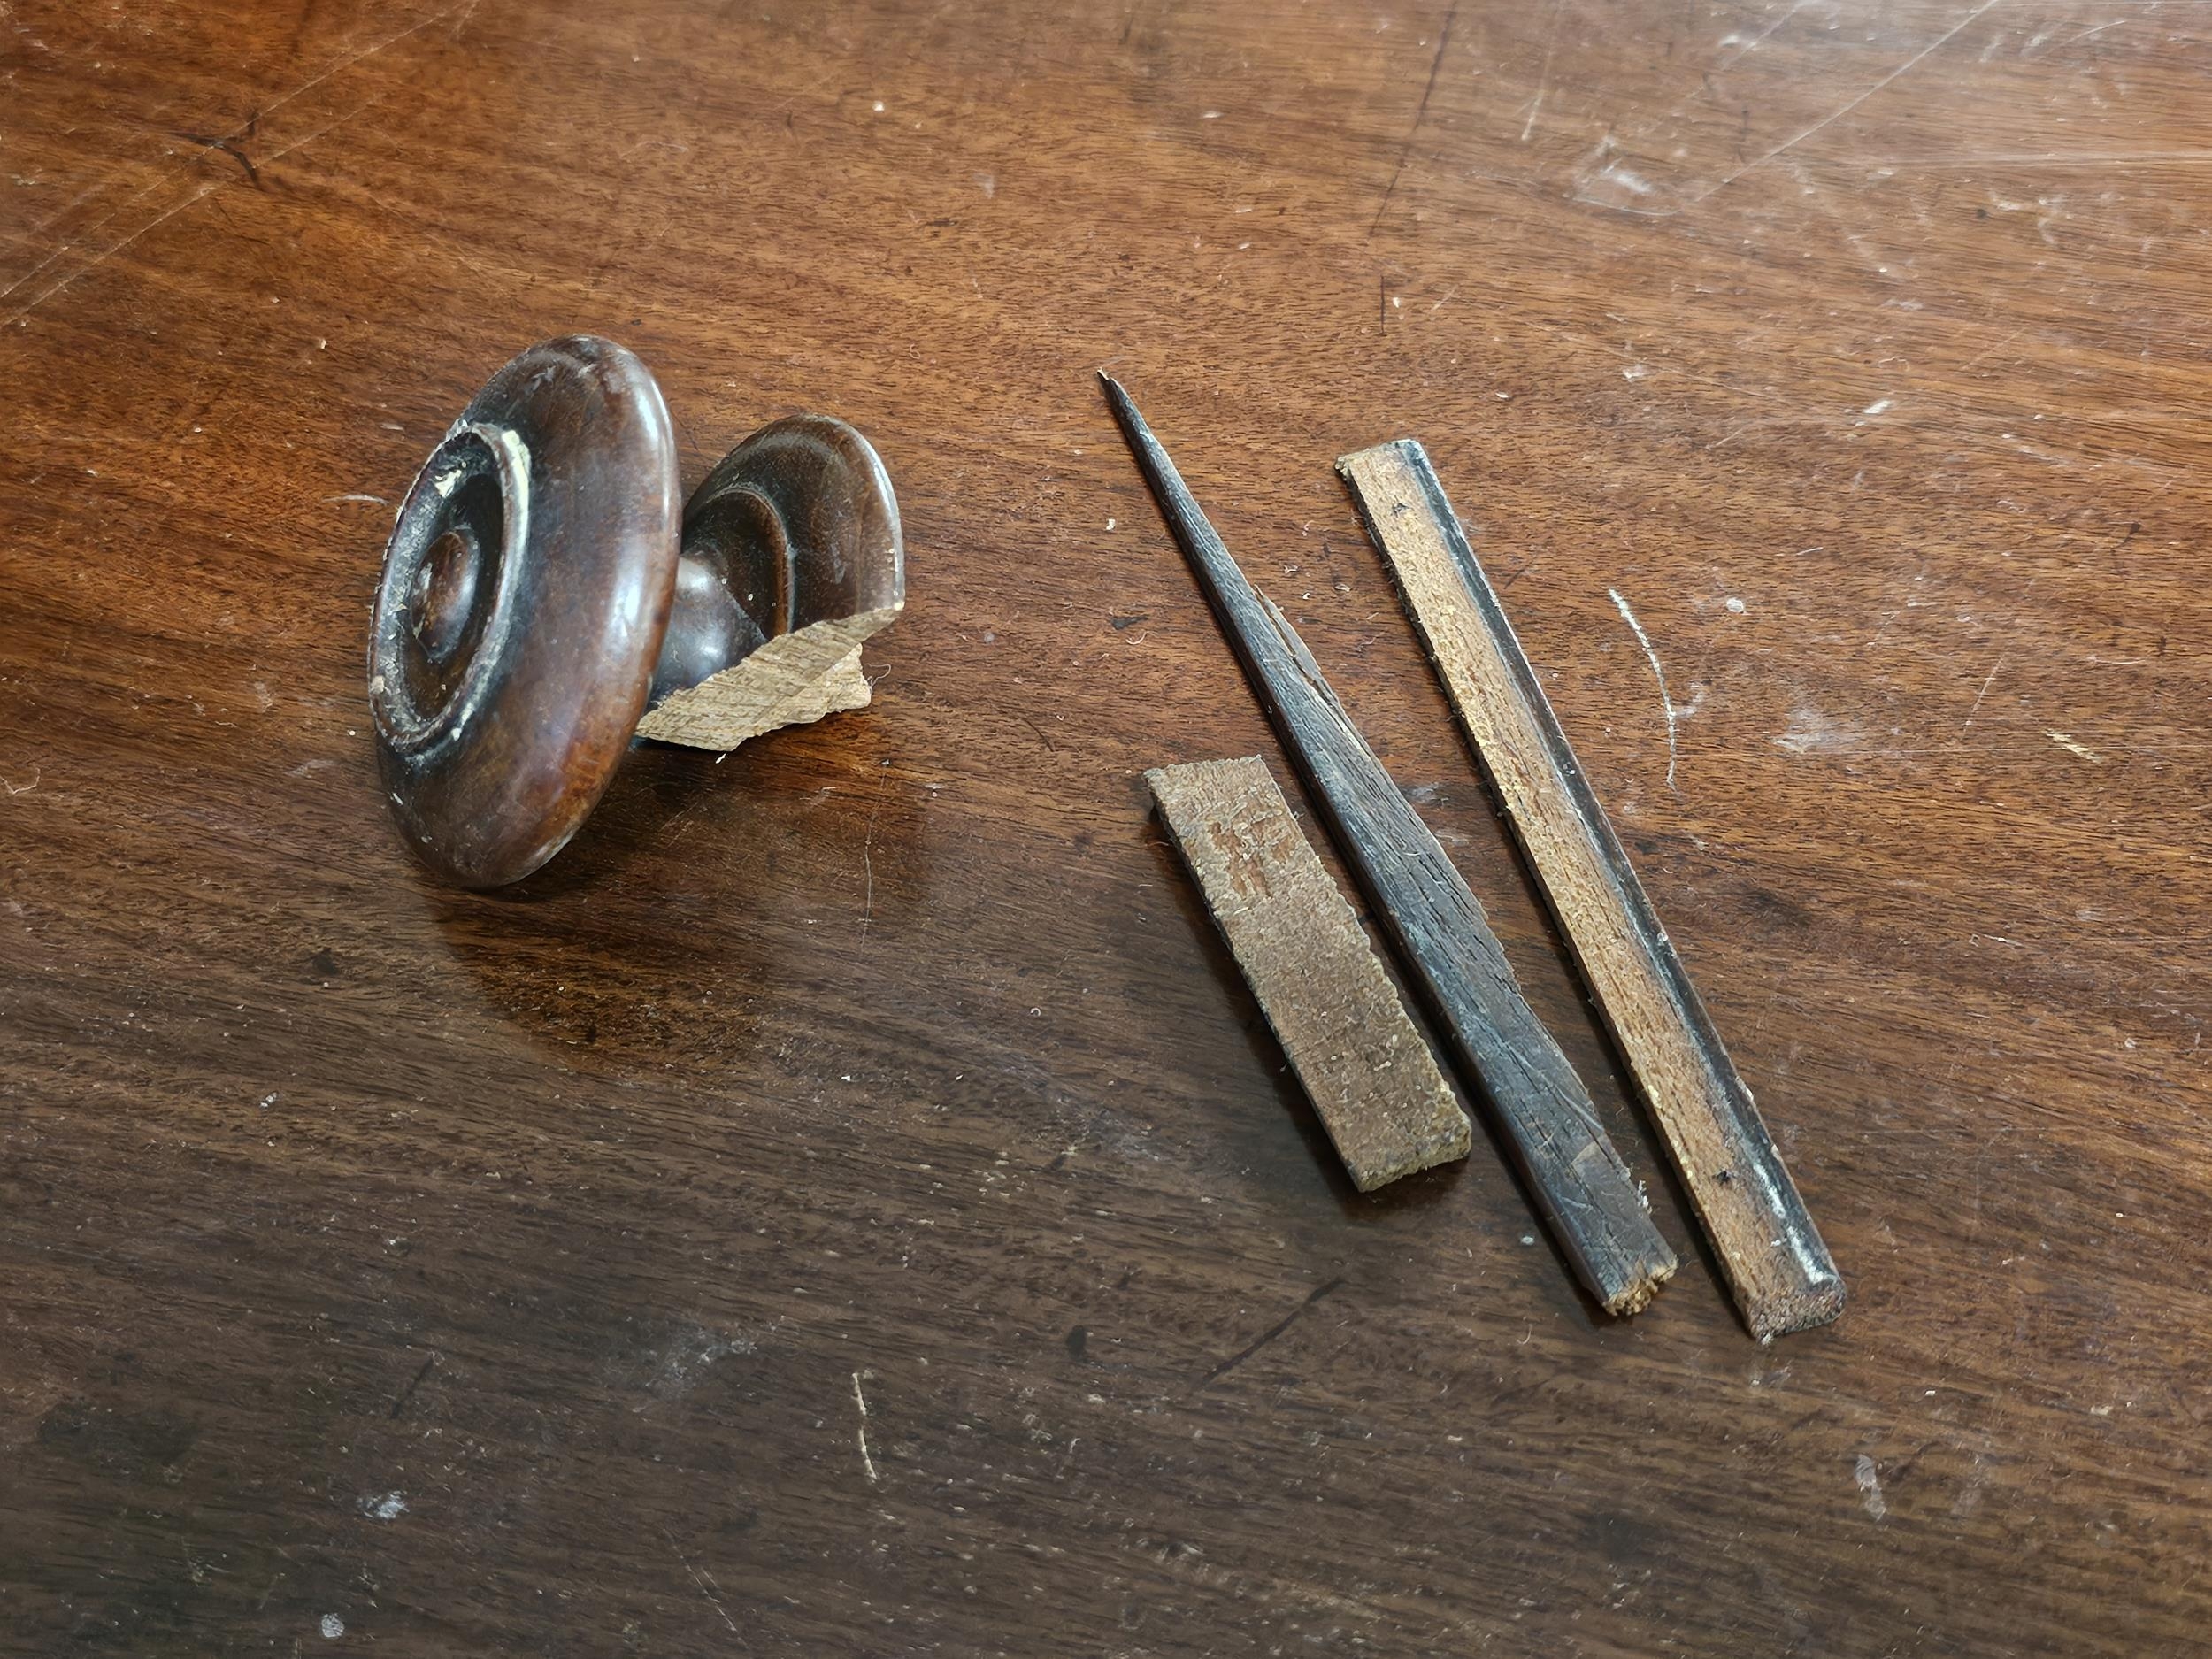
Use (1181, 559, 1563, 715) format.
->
(1102, 374, 1677, 1316)
(1338, 437, 1844, 1339)
(1146, 756, 1472, 1193)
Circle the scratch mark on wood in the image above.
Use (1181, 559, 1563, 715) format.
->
(1521, 0, 1560, 142)
(173, 130, 261, 186)
(2, 96, 383, 327)
(387, 1350, 436, 1419)
(1017, 711, 1056, 753)
(1591, 0, 2007, 216)
(0, 0, 469, 323)
(851, 1370, 879, 1482)
(1959, 651, 2008, 737)
(1200, 1279, 1344, 1387)
(1714, 0, 1811, 74)
(1608, 587, 1681, 793)
(1368, 2, 1459, 239)
(662, 1527, 741, 1633)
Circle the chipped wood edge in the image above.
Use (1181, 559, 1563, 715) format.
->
(636, 605, 900, 751)
(1148, 756, 1472, 1192)
(1338, 438, 1843, 1339)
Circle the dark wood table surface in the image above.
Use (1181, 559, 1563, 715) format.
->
(5, 2, 2208, 1653)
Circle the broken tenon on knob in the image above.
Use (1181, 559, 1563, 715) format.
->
(365, 335, 904, 888)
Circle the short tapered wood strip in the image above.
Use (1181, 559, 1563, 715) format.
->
(1147, 757, 1474, 1193)
(1337, 439, 1843, 1339)
(1103, 375, 1676, 1315)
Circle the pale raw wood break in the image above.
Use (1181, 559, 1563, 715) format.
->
(1338, 439, 1843, 1340)
(635, 606, 899, 750)
(1148, 756, 1471, 1193)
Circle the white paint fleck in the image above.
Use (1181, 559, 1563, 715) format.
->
(1105, 518, 1116, 531)
(359, 1491, 407, 1520)
(1855, 1454, 1887, 1520)
(1609, 588, 1682, 792)
(1863, 397, 1894, 415)
(1724, 596, 1746, 614)
(2047, 730, 2104, 763)
(1623, 364, 1650, 380)
(320, 1614, 345, 1639)
(872, 100, 885, 112)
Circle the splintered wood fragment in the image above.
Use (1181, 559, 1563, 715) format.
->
(1148, 757, 1473, 1192)
(1103, 373, 1676, 1316)
(1337, 438, 1844, 1340)
(635, 608, 895, 749)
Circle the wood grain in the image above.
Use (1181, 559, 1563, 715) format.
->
(1107, 375, 1677, 1315)
(5, 0, 2212, 1653)
(1147, 756, 1471, 1193)
(1340, 438, 1843, 1339)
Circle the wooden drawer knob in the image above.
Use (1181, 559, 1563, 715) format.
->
(368, 335, 903, 888)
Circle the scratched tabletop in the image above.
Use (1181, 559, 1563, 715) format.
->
(4, 2, 2208, 1653)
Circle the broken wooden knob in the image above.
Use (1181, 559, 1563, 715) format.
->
(367, 334, 904, 889)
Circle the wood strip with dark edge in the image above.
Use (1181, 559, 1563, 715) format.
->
(1102, 373, 1677, 1317)
(1337, 437, 1844, 1340)
(1146, 756, 1474, 1194)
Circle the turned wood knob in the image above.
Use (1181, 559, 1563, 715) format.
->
(368, 335, 904, 889)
